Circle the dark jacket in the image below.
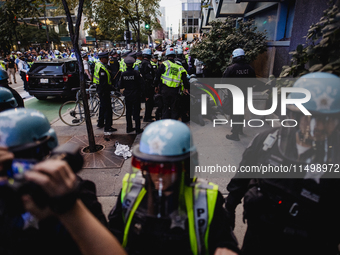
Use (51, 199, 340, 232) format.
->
(119, 67, 145, 100)
(0, 177, 107, 255)
(226, 127, 340, 255)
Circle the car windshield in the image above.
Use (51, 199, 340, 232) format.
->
(30, 63, 64, 74)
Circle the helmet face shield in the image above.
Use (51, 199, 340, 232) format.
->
(278, 111, 340, 164)
(131, 156, 181, 192)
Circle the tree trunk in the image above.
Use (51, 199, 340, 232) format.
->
(61, 0, 97, 152)
(136, 1, 141, 50)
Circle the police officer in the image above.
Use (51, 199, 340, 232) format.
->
(225, 72, 340, 255)
(154, 48, 189, 120)
(133, 51, 143, 72)
(0, 108, 108, 255)
(108, 119, 240, 255)
(222, 48, 256, 141)
(93, 51, 117, 135)
(150, 55, 158, 70)
(176, 48, 189, 72)
(119, 50, 132, 73)
(140, 48, 155, 122)
(0, 65, 24, 107)
(118, 56, 145, 135)
(108, 49, 120, 87)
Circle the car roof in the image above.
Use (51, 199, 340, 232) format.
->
(34, 58, 77, 64)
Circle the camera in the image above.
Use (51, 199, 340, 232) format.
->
(0, 143, 84, 215)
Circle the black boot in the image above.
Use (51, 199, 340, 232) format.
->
(226, 133, 240, 141)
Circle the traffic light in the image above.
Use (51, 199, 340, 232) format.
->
(145, 23, 150, 30)
(39, 23, 42, 29)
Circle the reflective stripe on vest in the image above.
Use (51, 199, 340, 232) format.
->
(185, 54, 189, 64)
(119, 59, 127, 72)
(93, 62, 111, 85)
(161, 60, 184, 88)
(121, 173, 219, 255)
(133, 59, 142, 70)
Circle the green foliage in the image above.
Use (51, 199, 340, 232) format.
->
(16, 24, 60, 48)
(87, 0, 161, 44)
(190, 18, 267, 77)
(279, 2, 340, 82)
(0, 0, 42, 51)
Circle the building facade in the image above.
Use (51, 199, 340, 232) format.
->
(200, 0, 331, 77)
(182, 0, 201, 40)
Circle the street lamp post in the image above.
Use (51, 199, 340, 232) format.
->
(92, 22, 97, 48)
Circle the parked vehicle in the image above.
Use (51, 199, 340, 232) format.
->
(26, 58, 80, 100)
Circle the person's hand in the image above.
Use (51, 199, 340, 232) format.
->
(183, 89, 189, 95)
(0, 147, 13, 182)
(23, 159, 79, 216)
(146, 97, 149, 101)
(214, 248, 238, 255)
(24, 159, 77, 198)
(155, 87, 159, 93)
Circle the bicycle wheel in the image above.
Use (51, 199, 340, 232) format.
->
(111, 95, 125, 120)
(59, 100, 85, 126)
(88, 95, 100, 117)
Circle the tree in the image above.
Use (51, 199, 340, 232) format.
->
(190, 18, 267, 77)
(0, 0, 42, 53)
(15, 24, 60, 49)
(61, 0, 97, 152)
(88, 0, 161, 49)
(279, 0, 340, 79)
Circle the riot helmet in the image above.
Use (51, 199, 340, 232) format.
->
(0, 87, 17, 112)
(126, 120, 198, 218)
(278, 72, 340, 164)
(0, 108, 58, 160)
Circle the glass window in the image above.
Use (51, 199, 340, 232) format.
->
(182, 19, 186, 25)
(253, 6, 277, 41)
(30, 64, 64, 74)
(182, 3, 187, 11)
(284, 1, 296, 39)
(188, 19, 193, 25)
(194, 19, 198, 25)
(188, 27, 193, 33)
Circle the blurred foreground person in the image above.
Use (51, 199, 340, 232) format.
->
(225, 73, 340, 255)
(108, 120, 240, 255)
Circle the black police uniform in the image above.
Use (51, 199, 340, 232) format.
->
(222, 58, 256, 136)
(108, 56, 120, 87)
(108, 190, 240, 255)
(225, 127, 340, 255)
(155, 58, 190, 120)
(0, 177, 107, 255)
(97, 58, 114, 131)
(140, 58, 155, 121)
(119, 63, 145, 133)
(177, 54, 189, 72)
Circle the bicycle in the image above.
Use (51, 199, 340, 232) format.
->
(59, 83, 125, 126)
